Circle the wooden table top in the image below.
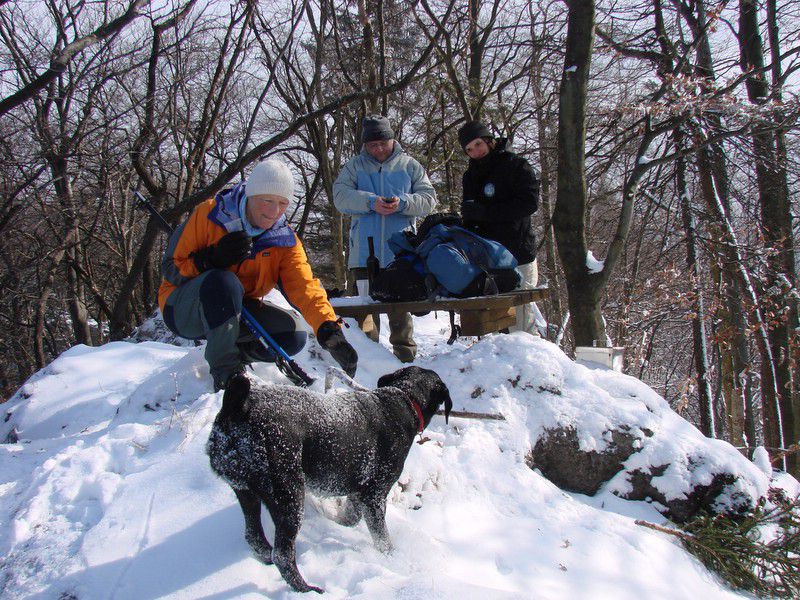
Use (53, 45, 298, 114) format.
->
(330, 287, 547, 317)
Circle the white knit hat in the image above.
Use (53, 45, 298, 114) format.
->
(245, 159, 295, 202)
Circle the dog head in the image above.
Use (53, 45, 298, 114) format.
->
(377, 366, 452, 426)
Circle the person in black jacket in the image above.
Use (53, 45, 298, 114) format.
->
(458, 120, 540, 334)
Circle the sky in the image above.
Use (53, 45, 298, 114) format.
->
(1, 291, 797, 599)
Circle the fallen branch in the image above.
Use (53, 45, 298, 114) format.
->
(437, 409, 506, 421)
(635, 519, 692, 540)
(636, 503, 800, 598)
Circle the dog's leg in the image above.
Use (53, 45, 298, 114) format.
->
(360, 493, 393, 553)
(259, 472, 324, 594)
(234, 488, 273, 565)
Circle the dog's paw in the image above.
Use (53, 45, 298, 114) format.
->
(374, 537, 393, 554)
(288, 578, 324, 594)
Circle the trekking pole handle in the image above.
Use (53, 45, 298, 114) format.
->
(133, 190, 174, 234)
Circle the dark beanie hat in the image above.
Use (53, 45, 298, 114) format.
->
(458, 121, 493, 149)
(362, 114, 394, 142)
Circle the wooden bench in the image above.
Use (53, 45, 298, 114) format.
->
(330, 288, 547, 337)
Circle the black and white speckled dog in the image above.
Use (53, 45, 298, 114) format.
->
(206, 366, 453, 593)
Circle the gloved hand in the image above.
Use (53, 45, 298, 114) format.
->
(191, 230, 252, 272)
(317, 321, 358, 377)
(461, 201, 486, 221)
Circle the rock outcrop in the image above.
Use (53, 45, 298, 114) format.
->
(438, 334, 771, 523)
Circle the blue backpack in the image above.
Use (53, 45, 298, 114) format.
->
(379, 220, 522, 299)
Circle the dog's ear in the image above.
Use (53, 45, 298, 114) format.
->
(381, 367, 452, 426)
(377, 366, 424, 389)
(376, 371, 398, 389)
(220, 374, 251, 418)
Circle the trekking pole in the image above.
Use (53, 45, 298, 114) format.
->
(133, 190, 315, 387)
(239, 308, 314, 387)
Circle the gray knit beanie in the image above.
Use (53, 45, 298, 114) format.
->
(362, 115, 394, 142)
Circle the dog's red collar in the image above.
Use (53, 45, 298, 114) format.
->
(407, 396, 424, 434)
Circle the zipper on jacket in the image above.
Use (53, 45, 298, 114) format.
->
(378, 165, 386, 265)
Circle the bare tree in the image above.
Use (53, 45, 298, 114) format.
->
(738, 0, 798, 470)
(553, 0, 600, 346)
(0, 0, 149, 116)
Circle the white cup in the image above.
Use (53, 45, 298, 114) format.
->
(356, 279, 369, 298)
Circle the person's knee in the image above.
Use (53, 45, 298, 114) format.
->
(274, 330, 307, 356)
(239, 301, 308, 359)
(199, 270, 244, 329)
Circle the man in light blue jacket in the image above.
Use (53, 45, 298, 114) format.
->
(333, 115, 436, 362)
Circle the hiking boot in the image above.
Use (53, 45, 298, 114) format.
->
(393, 347, 416, 363)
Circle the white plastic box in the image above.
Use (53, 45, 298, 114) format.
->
(575, 346, 625, 372)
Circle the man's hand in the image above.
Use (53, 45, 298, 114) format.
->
(317, 321, 358, 377)
(374, 196, 400, 216)
(191, 230, 252, 272)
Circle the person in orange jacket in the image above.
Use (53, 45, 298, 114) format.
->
(158, 158, 357, 391)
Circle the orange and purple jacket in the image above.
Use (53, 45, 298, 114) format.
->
(158, 193, 336, 334)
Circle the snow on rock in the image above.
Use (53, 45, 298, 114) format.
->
(0, 302, 793, 598)
(428, 333, 770, 522)
(127, 309, 197, 346)
(751, 446, 773, 478)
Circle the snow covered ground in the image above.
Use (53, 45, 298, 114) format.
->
(1, 292, 796, 599)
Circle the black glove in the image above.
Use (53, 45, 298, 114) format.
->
(317, 321, 358, 377)
(461, 201, 486, 221)
(191, 231, 252, 272)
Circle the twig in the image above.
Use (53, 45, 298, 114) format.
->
(436, 409, 506, 421)
(324, 366, 370, 393)
(770, 444, 800, 465)
(635, 519, 693, 540)
(732, 444, 800, 465)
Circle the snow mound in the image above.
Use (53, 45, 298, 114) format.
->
(424, 333, 769, 519)
(0, 301, 793, 598)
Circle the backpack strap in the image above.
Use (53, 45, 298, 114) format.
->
(482, 271, 499, 295)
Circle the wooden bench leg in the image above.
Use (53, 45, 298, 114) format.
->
(458, 307, 516, 336)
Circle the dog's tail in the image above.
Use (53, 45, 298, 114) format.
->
(220, 373, 251, 419)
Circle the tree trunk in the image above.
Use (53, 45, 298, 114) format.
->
(697, 147, 759, 449)
(358, 0, 379, 113)
(739, 0, 795, 471)
(530, 31, 562, 340)
(676, 132, 714, 436)
(48, 154, 92, 346)
(565, 277, 605, 347)
(33, 230, 77, 367)
(109, 219, 163, 339)
(65, 244, 92, 345)
(467, 0, 482, 113)
(685, 0, 755, 449)
(553, 0, 604, 347)
(767, 0, 800, 472)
